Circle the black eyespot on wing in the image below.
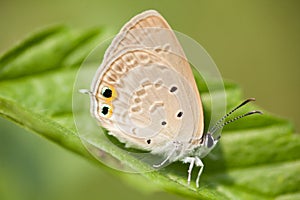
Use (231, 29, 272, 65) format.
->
(146, 139, 151, 144)
(102, 88, 112, 98)
(177, 111, 183, 118)
(102, 106, 109, 115)
(170, 86, 177, 93)
(100, 104, 113, 118)
(161, 121, 167, 126)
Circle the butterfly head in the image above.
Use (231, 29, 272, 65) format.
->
(191, 98, 262, 158)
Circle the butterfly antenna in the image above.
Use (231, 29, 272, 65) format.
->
(210, 110, 263, 135)
(209, 98, 257, 134)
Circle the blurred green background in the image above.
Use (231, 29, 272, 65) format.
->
(0, 1, 299, 200)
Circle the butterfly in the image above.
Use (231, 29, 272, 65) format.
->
(82, 10, 262, 188)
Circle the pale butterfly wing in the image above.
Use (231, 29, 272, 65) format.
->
(103, 10, 181, 63)
(90, 10, 204, 156)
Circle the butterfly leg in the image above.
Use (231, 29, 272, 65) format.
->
(195, 157, 204, 188)
(153, 147, 176, 168)
(182, 157, 195, 185)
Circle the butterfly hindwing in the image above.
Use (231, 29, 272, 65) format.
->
(91, 10, 204, 152)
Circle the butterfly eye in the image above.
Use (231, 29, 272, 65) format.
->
(99, 104, 113, 118)
(101, 86, 116, 100)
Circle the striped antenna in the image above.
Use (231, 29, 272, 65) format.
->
(209, 98, 262, 135)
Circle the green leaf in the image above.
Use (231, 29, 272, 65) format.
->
(0, 26, 299, 200)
